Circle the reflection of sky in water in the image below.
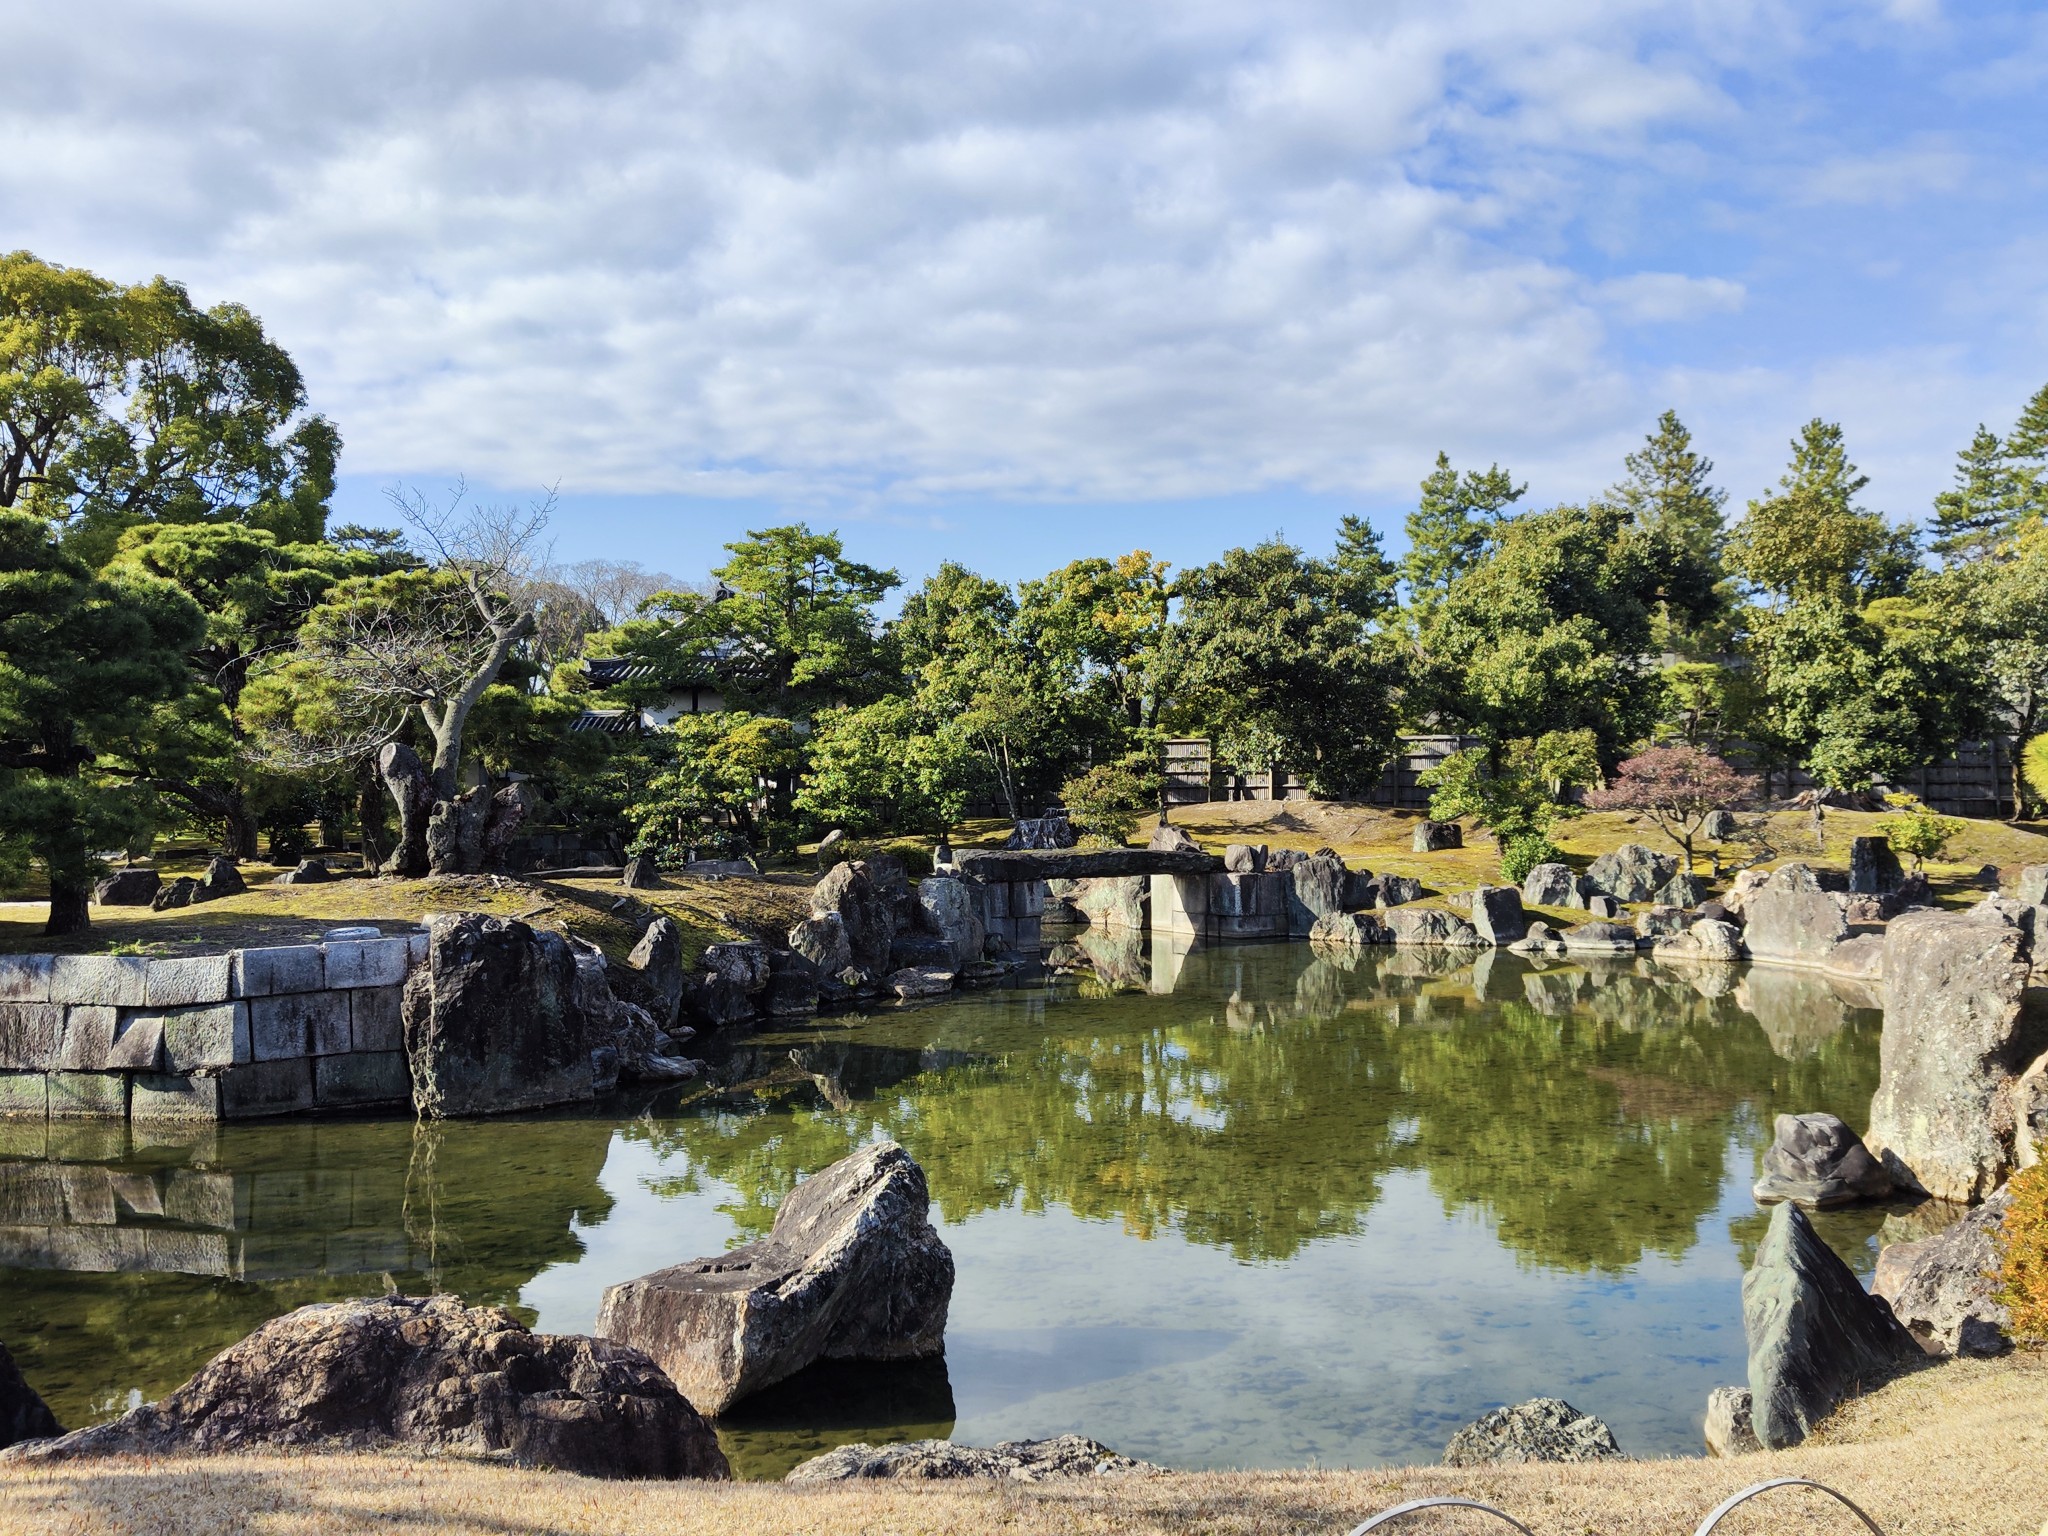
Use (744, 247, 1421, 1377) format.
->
(0, 945, 1894, 1476)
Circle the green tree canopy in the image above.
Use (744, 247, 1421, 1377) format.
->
(1726, 419, 1916, 605)
(1401, 452, 1525, 615)
(1604, 410, 1728, 651)
(1016, 551, 1173, 733)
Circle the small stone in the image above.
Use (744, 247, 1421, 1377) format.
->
(1752, 1112, 1894, 1209)
(1703, 1386, 1760, 1457)
(1412, 819, 1463, 853)
(622, 852, 660, 889)
(1443, 1397, 1624, 1466)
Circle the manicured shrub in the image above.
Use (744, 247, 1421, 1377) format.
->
(1500, 832, 1563, 888)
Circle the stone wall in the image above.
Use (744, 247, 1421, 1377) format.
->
(0, 935, 424, 1124)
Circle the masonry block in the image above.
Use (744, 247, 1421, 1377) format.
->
(163, 1167, 240, 1228)
(349, 987, 404, 1053)
(0, 955, 54, 1004)
(231, 945, 325, 998)
(157, 1002, 250, 1071)
(315, 1050, 410, 1108)
(0, 1004, 64, 1070)
(146, 1228, 235, 1277)
(218, 1058, 315, 1119)
(131, 1073, 223, 1123)
(47, 1072, 129, 1119)
(60, 1166, 117, 1225)
(0, 1074, 49, 1119)
(248, 991, 349, 1060)
(143, 954, 234, 1008)
(58, 1007, 162, 1072)
(48, 955, 148, 1007)
(42, 1120, 128, 1162)
(322, 937, 411, 989)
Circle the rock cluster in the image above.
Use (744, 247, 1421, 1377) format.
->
(787, 1434, 1157, 1482)
(1442, 1398, 1625, 1465)
(0, 1295, 728, 1480)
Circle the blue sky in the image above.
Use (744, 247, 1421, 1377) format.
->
(9, 0, 2047, 591)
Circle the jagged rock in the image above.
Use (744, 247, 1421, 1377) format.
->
(93, 869, 160, 906)
(626, 917, 687, 1028)
(193, 856, 246, 902)
(1873, 1192, 2012, 1357)
(1560, 921, 1637, 954)
(1703, 1386, 1759, 1457)
(787, 1434, 1158, 1483)
(1148, 823, 1200, 854)
(274, 859, 333, 886)
(1412, 819, 1463, 853)
(1654, 872, 1707, 908)
(1007, 813, 1076, 850)
(0, 1295, 726, 1479)
(888, 966, 956, 999)
(1441, 889, 1474, 911)
(0, 1340, 59, 1450)
(1769, 862, 1825, 893)
(1384, 907, 1484, 947)
(1586, 843, 1677, 903)
(1752, 1113, 1894, 1208)
(1637, 905, 1691, 938)
(812, 862, 897, 973)
(1267, 847, 1306, 872)
(1521, 863, 1579, 907)
(1698, 898, 1736, 925)
(1073, 875, 1149, 934)
(1378, 874, 1423, 907)
(701, 942, 771, 994)
(405, 915, 596, 1117)
(1741, 884, 1849, 965)
(1442, 1398, 1624, 1466)
(2019, 863, 2048, 907)
(1868, 902, 2040, 1202)
(568, 936, 665, 1087)
(1223, 843, 1267, 873)
(918, 874, 988, 964)
(151, 876, 199, 911)
(1288, 853, 1350, 932)
(1690, 918, 1745, 961)
(788, 913, 853, 978)
(1470, 886, 1527, 946)
(858, 854, 919, 933)
(622, 852, 660, 888)
(1310, 912, 1387, 948)
(1850, 836, 1904, 896)
(1743, 1202, 1919, 1449)
(1508, 920, 1562, 954)
(816, 828, 847, 869)
(1342, 868, 1378, 909)
(596, 1142, 953, 1415)
(1584, 894, 1619, 919)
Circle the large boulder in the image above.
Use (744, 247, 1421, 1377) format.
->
(1741, 884, 1849, 966)
(1752, 1113, 1894, 1209)
(788, 913, 854, 978)
(1520, 863, 1578, 908)
(274, 858, 333, 886)
(1872, 1192, 2012, 1357)
(152, 876, 199, 910)
(0, 1341, 59, 1450)
(1383, 907, 1484, 948)
(193, 856, 246, 902)
(1469, 886, 1527, 946)
(1559, 921, 1638, 954)
(595, 1141, 954, 1415)
(1223, 843, 1267, 873)
(1287, 853, 1350, 933)
(1412, 819, 1463, 853)
(1442, 1398, 1624, 1466)
(1007, 814, 1076, 850)
(1309, 912, 1387, 948)
(0, 1296, 726, 1479)
(93, 868, 160, 906)
(1867, 902, 2044, 1202)
(1377, 874, 1423, 907)
(788, 1434, 1157, 1483)
(405, 915, 594, 1118)
(1148, 823, 1201, 854)
(1849, 836, 1904, 896)
(762, 950, 821, 1018)
(626, 916, 687, 1029)
(1743, 1202, 1920, 1449)
(1073, 875, 1149, 935)
(811, 862, 898, 975)
(918, 874, 988, 964)
(1585, 843, 1677, 903)
(1654, 872, 1707, 908)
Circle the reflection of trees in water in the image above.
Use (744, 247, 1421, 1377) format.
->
(639, 952, 1879, 1274)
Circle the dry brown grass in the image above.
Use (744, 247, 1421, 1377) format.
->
(2, 1353, 2042, 1536)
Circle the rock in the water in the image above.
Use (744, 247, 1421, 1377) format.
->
(1384, 907, 1484, 947)
(2018, 863, 2048, 907)
(405, 915, 595, 1118)
(1073, 875, 1149, 935)
(93, 868, 160, 906)
(1822, 935, 1885, 984)
(1287, 853, 1350, 931)
(1310, 912, 1387, 948)
(1148, 824, 1200, 854)
(1223, 843, 1267, 873)
(812, 862, 897, 974)
(1703, 1386, 1759, 1457)
(1442, 1398, 1624, 1466)
(192, 856, 245, 901)
(622, 851, 661, 888)
(1743, 1202, 1919, 1449)
(1520, 862, 1578, 907)
(787, 1434, 1158, 1483)
(627, 917, 687, 1028)
(1753, 1112, 1894, 1209)
(788, 913, 854, 977)
(889, 966, 956, 999)
(1741, 884, 1849, 966)
(1850, 836, 1904, 896)
(0, 1295, 726, 1479)
(1690, 918, 1745, 961)
(1412, 819, 1463, 853)
(0, 1341, 59, 1450)
(1508, 920, 1562, 954)
(919, 874, 988, 963)
(596, 1141, 953, 1415)
(701, 941, 771, 993)
(1872, 1192, 2012, 1357)
(1586, 843, 1677, 903)
(1560, 921, 1637, 954)
(1654, 872, 1707, 908)
(1470, 886, 1527, 946)
(1867, 902, 2041, 1202)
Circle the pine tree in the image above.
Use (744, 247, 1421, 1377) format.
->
(1607, 410, 1728, 651)
(1930, 424, 2026, 566)
(1727, 419, 1914, 604)
(2005, 382, 2048, 532)
(1401, 453, 1524, 614)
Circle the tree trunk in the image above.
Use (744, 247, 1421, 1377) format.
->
(227, 803, 261, 861)
(45, 878, 90, 937)
(378, 742, 435, 876)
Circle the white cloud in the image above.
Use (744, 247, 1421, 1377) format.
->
(1595, 272, 1747, 322)
(1795, 143, 1970, 207)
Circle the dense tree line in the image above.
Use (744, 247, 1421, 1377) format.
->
(6, 250, 2048, 931)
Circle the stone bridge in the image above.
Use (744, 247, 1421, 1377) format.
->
(951, 847, 1296, 954)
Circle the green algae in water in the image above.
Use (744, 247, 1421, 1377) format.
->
(0, 943, 1893, 1476)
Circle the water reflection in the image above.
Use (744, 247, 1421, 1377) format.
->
(0, 944, 1884, 1470)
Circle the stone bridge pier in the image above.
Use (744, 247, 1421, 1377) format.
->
(952, 848, 1294, 955)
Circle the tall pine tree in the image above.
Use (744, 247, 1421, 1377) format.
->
(1401, 453, 1524, 616)
(1930, 424, 2027, 566)
(1606, 410, 1727, 652)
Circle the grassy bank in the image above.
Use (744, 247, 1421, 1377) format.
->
(0, 1353, 2040, 1536)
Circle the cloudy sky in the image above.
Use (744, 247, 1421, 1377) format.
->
(8, 0, 2047, 587)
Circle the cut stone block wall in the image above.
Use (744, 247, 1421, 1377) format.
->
(0, 934, 425, 1124)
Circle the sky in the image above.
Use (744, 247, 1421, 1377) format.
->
(7, 0, 2048, 591)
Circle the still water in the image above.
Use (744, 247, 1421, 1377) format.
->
(0, 937, 1890, 1477)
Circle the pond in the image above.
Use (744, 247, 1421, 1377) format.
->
(0, 937, 1895, 1478)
